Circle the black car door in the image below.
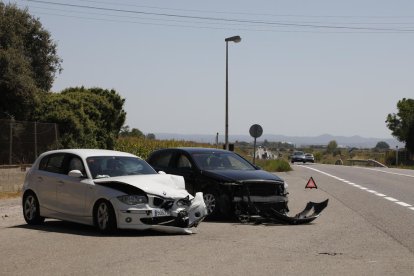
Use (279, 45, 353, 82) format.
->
(168, 152, 198, 195)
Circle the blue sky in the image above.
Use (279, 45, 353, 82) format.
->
(13, 0, 414, 140)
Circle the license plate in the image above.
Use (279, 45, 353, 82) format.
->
(154, 209, 170, 217)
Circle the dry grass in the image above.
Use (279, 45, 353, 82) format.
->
(0, 191, 21, 199)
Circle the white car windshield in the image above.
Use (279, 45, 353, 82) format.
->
(191, 152, 256, 171)
(86, 156, 157, 179)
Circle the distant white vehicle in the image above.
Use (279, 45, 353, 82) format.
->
(305, 153, 315, 163)
(22, 149, 207, 234)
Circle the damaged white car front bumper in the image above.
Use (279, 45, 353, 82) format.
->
(113, 192, 207, 234)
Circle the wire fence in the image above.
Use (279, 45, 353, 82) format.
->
(0, 119, 59, 165)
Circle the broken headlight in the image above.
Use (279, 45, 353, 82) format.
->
(176, 196, 192, 207)
(117, 195, 148, 205)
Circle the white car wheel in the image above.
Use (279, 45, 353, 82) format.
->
(23, 192, 44, 225)
(94, 200, 117, 233)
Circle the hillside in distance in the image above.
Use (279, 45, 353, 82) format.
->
(154, 133, 404, 148)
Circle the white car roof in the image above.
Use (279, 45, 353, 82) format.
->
(38, 149, 139, 160)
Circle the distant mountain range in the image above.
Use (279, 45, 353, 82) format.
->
(154, 133, 404, 148)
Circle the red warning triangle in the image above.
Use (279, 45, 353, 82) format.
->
(305, 177, 318, 189)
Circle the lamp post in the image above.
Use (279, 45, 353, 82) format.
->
(225, 35, 241, 150)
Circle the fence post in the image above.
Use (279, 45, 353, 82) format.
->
(34, 121, 38, 159)
(9, 118, 14, 165)
(54, 123, 58, 149)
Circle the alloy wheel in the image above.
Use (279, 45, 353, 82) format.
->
(97, 202, 109, 230)
(203, 193, 216, 214)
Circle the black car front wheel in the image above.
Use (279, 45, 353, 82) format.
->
(203, 189, 218, 216)
(203, 188, 232, 219)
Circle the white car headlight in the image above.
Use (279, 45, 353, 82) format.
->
(117, 195, 148, 205)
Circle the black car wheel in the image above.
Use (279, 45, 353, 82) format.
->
(94, 200, 117, 234)
(203, 188, 232, 219)
(203, 189, 218, 216)
(23, 192, 45, 225)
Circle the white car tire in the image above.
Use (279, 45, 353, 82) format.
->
(94, 200, 117, 234)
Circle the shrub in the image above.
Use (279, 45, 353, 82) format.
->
(255, 159, 292, 172)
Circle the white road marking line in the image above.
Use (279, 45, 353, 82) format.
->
(396, 202, 412, 207)
(385, 197, 398, 202)
(360, 167, 414, 178)
(300, 165, 413, 213)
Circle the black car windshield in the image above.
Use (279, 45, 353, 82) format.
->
(191, 152, 256, 171)
(86, 156, 157, 179)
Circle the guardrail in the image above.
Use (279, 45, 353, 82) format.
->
(345, 159, 387, 168)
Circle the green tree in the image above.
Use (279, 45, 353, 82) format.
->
(386, 98, 414, 154)
(375, 141, 390, 150)
(0, 3, 62, 120)
(326, 140, 338, 155)
(119, 125, 144, 137)
(146, 133, 156, 140)
(35, 87, 126, 149)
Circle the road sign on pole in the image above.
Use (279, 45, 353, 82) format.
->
(249, 124, 263, 165)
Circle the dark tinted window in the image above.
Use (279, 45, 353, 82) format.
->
(149, 152, 173, 168)
(39, 154, 65, 174)
(177, 154, 192, 169)
(191, 152, 255, 171)
(68, 156, 86, 176)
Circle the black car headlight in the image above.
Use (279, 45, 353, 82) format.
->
(117, 195, 148, 205)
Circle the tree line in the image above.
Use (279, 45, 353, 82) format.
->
(0, 3, 125, 149)
(0, 3, 413, 154)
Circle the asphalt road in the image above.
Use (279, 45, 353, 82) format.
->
(1, 164, 414, 275)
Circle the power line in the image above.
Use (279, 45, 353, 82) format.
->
(21, 6, 413, 34)
(76, 0, 414, 19)
(23, 3, 414, 27)
(24, 0, 414, 32)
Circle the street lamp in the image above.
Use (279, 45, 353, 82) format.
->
(225, 35, 241, 150)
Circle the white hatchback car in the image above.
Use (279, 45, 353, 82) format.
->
(22, 149, 207, 234)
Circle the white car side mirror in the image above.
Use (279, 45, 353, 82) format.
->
(68, 170, 84, 178)
(158, 171, 166, 175)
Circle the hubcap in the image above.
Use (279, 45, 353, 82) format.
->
(203, 193, 216, 214)
(97, 203, 109, 230)
(24, 195, 36, 220)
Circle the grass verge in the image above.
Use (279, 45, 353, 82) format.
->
(0, 191, 21, 199)
(255, 159, 292, 172)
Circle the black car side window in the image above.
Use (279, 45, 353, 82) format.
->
(177, 154, 192, 169)
(151, 152, 173, 168)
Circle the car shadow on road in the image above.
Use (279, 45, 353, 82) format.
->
(11, 220, 191, 237)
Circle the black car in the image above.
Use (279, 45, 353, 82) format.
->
(147, 148, 289, 218)
(290, 151, 306, 163)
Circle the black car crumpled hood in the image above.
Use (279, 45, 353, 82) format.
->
(201, 169, 284, 184)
